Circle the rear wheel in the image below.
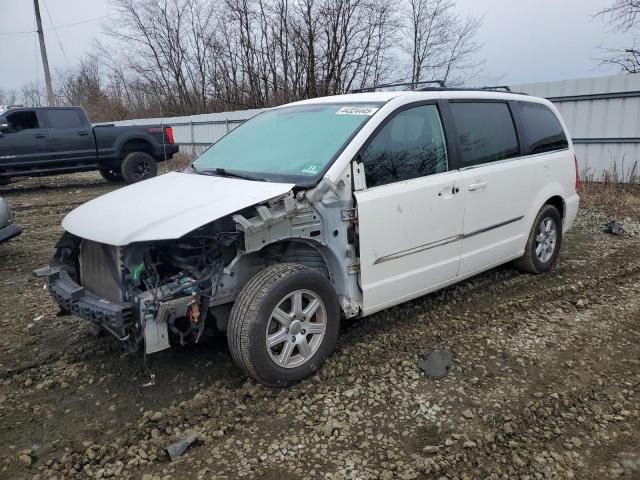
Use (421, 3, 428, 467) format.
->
(227, 263, 340, 387)
(515, 204, 563, 274)
(99, 167, 124, 183)
(121, 152, 157, 183)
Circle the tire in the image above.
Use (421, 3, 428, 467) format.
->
(99, 167, 124, 183)
(227, 263, 340, 387)
(515, 204, 563, 274)
(120, 152, 157, 184)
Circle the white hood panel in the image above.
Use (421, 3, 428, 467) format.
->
(62, 172, 294, 245)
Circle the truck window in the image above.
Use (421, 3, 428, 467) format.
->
(6, 111, 39, 132)
(47, 109, 85, 128)
(515, 102, 569, 154)
(362, 104, 448, 188)
(449, 102, 519, 167)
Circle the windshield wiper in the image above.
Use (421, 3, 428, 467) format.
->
(190, 165, 266, 182)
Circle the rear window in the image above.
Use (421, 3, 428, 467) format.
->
(47, 109, 84, 128)
(449, 102, 519, 167)
(515, 102, 568, 154)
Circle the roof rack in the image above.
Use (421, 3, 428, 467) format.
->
(417, 85, 528, 96)
(351, 80, 446, 93)
(479, 85, 512, 92)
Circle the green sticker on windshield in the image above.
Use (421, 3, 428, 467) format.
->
(302, 163, 322, 174)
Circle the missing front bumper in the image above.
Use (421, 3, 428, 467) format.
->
(40, 266, 134, 336)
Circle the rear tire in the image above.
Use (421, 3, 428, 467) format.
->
(99, 168, 124, 183)
(121, 152, 157, 184)
(515, 204, 563, 274)
(227, 263, 340, 387)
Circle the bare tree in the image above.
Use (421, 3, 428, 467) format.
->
(595, 1, 640, 72)
(21, 82, 45, 107)
(404, 0, 482, 85)
(0, 88, 18, 106)
(18, 0, 481, 119)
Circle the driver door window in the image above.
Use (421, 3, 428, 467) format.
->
(6, 111, 40, 132)
(362, 104, 448, 188)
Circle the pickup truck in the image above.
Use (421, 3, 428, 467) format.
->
(0, 106, 179, 184)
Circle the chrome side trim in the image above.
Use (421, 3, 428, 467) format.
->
(373, 235, 460, 265)
(463, 216, 524, 239)
(372, 216, 524, 265)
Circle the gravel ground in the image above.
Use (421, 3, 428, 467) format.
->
(0, 173, 639, 480)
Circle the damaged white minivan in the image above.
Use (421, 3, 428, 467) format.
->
(40, 86, 579, 386)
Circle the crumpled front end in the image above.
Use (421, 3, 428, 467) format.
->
(39, 219, 236, 353)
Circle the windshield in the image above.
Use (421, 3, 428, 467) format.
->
(191, 103, 383, 185)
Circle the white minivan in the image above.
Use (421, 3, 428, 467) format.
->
(41, 86, 579, 386)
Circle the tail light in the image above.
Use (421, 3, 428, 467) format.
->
(164, 126, 175, 145)
(574, 155, 580, 191)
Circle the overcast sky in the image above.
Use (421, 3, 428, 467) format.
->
(0, 0, 634, 93)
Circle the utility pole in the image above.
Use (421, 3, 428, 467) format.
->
(33, 0, 54, 105)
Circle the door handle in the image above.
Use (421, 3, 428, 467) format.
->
(34, 133, 46, 138)
(468, 182, 488, 191)
(78, 131, 89, 136)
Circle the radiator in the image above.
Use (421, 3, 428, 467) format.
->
(79, 240, 123, 303)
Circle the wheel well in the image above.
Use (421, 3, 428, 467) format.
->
(259, 240, 332, 281)
(120, 138, 154, 158)
(545, 195, 565, 219)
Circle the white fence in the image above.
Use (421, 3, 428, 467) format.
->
(109, 73, 640, 182)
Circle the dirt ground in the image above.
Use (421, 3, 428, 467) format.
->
(0, 173, 639, 480)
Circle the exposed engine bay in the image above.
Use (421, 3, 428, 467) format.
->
(47, 217, 240, 354)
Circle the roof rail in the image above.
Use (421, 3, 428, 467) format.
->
(351, 80, 446, 93)
(479, 85, 512, 92)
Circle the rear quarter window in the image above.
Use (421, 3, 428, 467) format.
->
(515, 102, 568, 154)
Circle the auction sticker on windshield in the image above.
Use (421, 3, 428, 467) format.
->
(336, 106, 379, 116)
(302, 163, 322, 174)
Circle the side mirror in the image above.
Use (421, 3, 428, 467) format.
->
(0, 116, 8, 134)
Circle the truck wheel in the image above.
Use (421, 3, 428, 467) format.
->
(99, 168, 124, 183)
(515, 204, 563, 274)
(227, 263, 340, 387)
(121, 152, 157, 183)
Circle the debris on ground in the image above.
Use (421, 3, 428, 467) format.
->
(418, 350, 452, 379)
(1, 173, 640, 480)
(603, 219, 624, 236)
(166, 433, 199, 461)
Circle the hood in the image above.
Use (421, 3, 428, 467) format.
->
(62, 171, 294, 246)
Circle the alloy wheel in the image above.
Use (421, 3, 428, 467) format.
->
(265, 289, 327, 368)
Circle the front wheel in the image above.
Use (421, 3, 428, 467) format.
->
(227, 263, 340, 387)
(515, 204, 563, 274)
(121, 152, 157, 184)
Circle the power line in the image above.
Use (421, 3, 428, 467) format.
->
(42, 0, 70, 65)
(0, 15, 108, 35)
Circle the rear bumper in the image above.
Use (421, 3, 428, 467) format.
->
(42, 266, 133, 334)
(156, 144, 179, 161)
(0, 223, 22, 244)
